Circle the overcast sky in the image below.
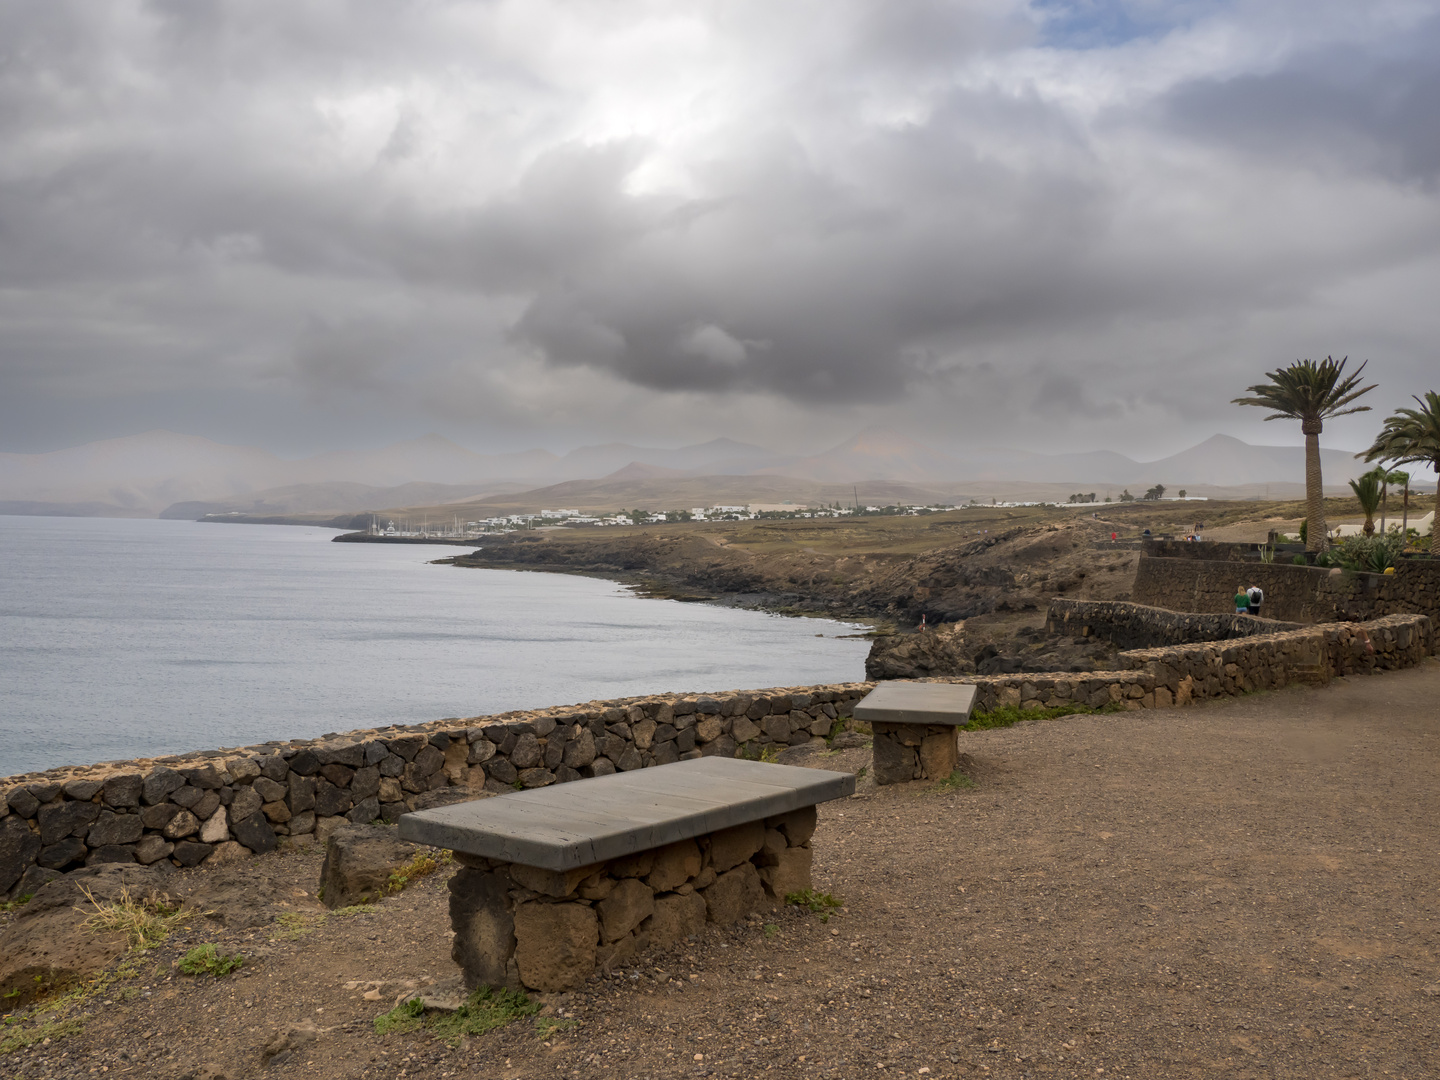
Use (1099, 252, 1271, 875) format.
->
(3, 0, 1438, 458)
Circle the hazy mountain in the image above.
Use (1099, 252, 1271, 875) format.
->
(759, 429, 968, 483)
(292, 436, 558, 487)
(551, 437, 776, 478)
(0, 431, 290, 514)
(158, 479, 532, 520)
(416, 475, 967, 518)
(0, 427, 1403, 519)
(1139, 434, 1370, 487)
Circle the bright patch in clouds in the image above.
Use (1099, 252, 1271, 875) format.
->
(0, 0, 1437, 457)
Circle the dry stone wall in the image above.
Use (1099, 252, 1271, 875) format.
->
(0, 684, 867, 901)
(1047, 598, 1303, 649)
(4, 611, 1434, 902)
(1133, 555, 1440, 624)
(930, 613, 1433, 712)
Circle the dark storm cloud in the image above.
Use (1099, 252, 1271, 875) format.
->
(1160, 13, 1440, 185)
(1, 0, 1439, 454)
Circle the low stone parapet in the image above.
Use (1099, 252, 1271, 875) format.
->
(1047, 598, 1303, 649)
(1, 682, 869, 900)
(1115, 613, 1434, 702)
(926, 614, 1434, 710)
(3, 614, 1433, 899)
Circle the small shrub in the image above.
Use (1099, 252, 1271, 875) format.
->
(762, 923, 779, 939)
(742, 744, 782, 763)
(80, 887, 194, 950)
(0, 894, 33, 913)
(1292, 554, 1308, 565)
(177, 944, 244, 977)
(375, 986, 541, 1043)
(786, 888, 842, 924)
(855, 765, 867, 779)
(535, 1017, 578, 1039)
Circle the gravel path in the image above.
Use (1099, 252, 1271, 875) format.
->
(7, 658, 1440, 1079)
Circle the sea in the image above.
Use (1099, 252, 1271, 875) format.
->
(0, 516, 870, 777)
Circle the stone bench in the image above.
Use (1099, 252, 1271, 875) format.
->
(398, 757, 854, 992)
(853, 682, 976, 785)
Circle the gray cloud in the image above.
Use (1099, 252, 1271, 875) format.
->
(1, 0, 1438, 457)
(1159, 14, 1440, 185)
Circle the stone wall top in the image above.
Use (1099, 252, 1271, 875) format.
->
(0, 681, 872, 788)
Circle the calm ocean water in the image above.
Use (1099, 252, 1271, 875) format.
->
(0, 516, 868, 777)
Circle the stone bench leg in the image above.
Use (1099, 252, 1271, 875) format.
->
(447, 807, 819, 992)
(871, 723, 959, 785)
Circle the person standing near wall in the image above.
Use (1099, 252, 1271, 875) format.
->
(1235, 586, 1251, 614)
(1247, 584, 1265, 618)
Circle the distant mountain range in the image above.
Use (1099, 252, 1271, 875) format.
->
(0, 428, 1394, 519)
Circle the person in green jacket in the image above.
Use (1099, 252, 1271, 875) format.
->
(1235, 586, 1250, 614)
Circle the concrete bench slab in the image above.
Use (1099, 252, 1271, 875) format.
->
(853, 682, 977, 785)
(399, 757, 853, 871)
(398, 758, 855, 993)
(853, 682, 977, 726)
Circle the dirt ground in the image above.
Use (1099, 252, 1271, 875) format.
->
(6, 659, 1440, 1080)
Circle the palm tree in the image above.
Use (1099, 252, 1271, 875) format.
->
(1349, 470, 1382, 536)
(1378, 468, 1408, 535)
(1361, 390, 1440, 555)
(1233, 357, 1376, 552)
(1392, 470, 1412, 539)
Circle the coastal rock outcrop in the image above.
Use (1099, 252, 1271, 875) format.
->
(864, 623, 974, 680)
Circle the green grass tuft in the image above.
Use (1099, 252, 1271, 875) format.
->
(177, 944, 244, 977)
(932, 769, 977, 791)
(786, 889, 842, 922)
(79, 886, 195, 950)
(0, 1017, 83, 1055)
(375, 986, 541, 1044)
(966, 700, 1123, 731)
(330, 903, 376, 917)
(385, 849, 453, 896)
(742, 744, 783, 763)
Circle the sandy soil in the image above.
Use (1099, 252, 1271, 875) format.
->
(6, 660, 1440, 1080)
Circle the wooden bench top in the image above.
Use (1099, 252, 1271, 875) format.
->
(853, 682, 977, 727)
(397, 757, 855, 871)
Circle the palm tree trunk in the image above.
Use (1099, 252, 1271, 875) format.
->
(1402, 483, 1409, 539)
(1379, 483, 1387, 534)
(1305, 429, 1326, 551)
(1433, 472, 1440, 556)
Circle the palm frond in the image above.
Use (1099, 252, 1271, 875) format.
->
(1232, 356, 1376, 422)
(1361, 390, 1440, 467)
